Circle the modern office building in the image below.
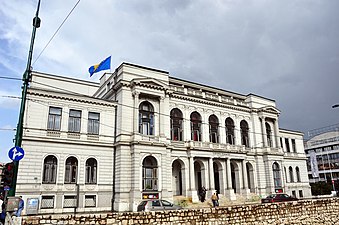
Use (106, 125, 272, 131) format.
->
(16, 63, 311, 213)
(304, 124, 339, 187)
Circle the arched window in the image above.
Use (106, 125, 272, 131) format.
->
(65, 156, 78, 184)
(225, 117, 235, 145)
(272, 162, 282, 188)
(170, 108, 183, 141)
(42, 155, 57, 184)
(240, 120, 249, 147)
(265, 122, 272, 147)
(209, 115, 219, 143)
(289, 166, 294, 182)
(190, 112, 202, 141)
(139, 101, 154, 135)
(296, 166, 301, 182)
(85, 158, 97, 184)
(142, 156, 158, 190)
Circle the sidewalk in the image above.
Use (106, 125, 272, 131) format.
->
(174, 193, 261, 209)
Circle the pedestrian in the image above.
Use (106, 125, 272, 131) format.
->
(15, 196, 24, 217)
(211, 192, 219, 207)
(0, 201, 5, 225)
(200, 186, 207, 202)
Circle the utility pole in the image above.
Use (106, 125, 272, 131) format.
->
(9, 0, 41, 197)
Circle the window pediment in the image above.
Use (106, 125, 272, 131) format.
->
(131, 78, 168, 90)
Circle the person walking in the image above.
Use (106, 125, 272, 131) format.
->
(211, 193, 219, 207)
(15, 196, 24, 217)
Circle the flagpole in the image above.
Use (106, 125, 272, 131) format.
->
(9, 0, 41, 197)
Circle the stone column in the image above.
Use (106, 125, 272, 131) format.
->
(225, 158, 236, 200)
(159, 96, 165, 137)
(209, 158, 215, 190)
(242, 160, 248, 189)
(222, 159, 227, 194)
(226, 158, 232, 189)
(234, 117, 241, 145)
(261, 117, 267, 147)
(189, 157, 195, 190)
(274, 119, 280, 149)
(219, 115, 226, 144)
(189, 156, 199, 202)
(133, 91, 140, 134)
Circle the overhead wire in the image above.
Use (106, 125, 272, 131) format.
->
(14, 79, 305, 141)
(32, 0, 81, 66)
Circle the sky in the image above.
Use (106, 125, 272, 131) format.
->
(0, 0, 338, 163)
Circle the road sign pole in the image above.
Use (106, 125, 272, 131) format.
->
(9, 0, 41, 197)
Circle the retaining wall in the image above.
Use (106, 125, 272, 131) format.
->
(22, 198, 339, 225)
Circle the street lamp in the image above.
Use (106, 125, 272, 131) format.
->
(9, 0, 41, 197)
(333, 104, 339, 108)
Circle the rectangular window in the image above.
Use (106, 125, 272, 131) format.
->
(41, 196, 54, 209)
(285, 138, 290, 152)
(88, 112, 100, 135)
(291, 190, 296, 198)
(68, 110, 81, 133)
(292, 139, 297, 153)
(299, 190, 303, 198)
(47, 107, 62, 131)
(280, 138, 283, 149)
(84, 195, 96, 207)
(63, 196, 77, 208)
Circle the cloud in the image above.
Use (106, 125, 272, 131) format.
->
(0, 0, 338, 136)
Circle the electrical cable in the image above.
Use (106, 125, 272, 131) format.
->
(32, 0, 81, 65)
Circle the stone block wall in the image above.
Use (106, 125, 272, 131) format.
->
(23, 198, 339, 225)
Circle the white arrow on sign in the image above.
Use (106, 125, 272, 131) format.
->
(11, 147, 23, 160)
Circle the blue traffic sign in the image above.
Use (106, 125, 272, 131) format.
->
(8, 146, 25, 161)
(4, 186, 10, 191)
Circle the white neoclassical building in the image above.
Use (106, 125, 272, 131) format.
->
(17, 63, 311, 213)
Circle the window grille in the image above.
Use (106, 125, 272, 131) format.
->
(85, 195, 96, 207)
(41, 196, 54, 209)
(63, 196, 77, 208)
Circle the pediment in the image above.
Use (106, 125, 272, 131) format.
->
(259, 106, 280, 114)
(131, 78, 168, 90)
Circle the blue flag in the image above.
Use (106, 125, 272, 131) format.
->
(88, 56, 111, 76)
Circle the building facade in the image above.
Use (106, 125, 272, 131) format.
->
(304, 124, 339, 189)
(17, 63, 311, 213)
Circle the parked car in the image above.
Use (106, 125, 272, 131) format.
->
(261, 193, 298, 203)
(137, 199, 182, 212)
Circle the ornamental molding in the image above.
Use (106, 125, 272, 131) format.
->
(171, 93, 251, 113)
(28, 89, 116, 107)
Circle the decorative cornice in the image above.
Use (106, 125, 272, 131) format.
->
(170, 93, 251, 113)
(28, 89, 117, 107)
